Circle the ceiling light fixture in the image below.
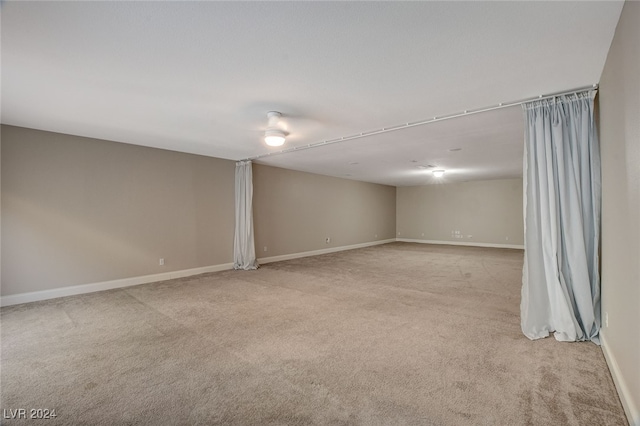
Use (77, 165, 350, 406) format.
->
(432, 170, 445, 178)
(264, 111, 287, 147)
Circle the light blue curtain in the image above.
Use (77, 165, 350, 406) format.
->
(233, 160, 259, 270)
(521, 90, 601, 343)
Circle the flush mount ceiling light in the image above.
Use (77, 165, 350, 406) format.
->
(264, 111, 287, 147)
(432, 170, 445, 178)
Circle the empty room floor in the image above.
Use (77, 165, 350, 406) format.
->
(0, 243, 627, 425)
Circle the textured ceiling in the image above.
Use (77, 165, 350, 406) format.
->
(1, 1, 623, 186)
(260, 105, 525, 187)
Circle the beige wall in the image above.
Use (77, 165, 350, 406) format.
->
(253, 164, 396, 257)
(599, 1, 640, 423)
(1, 125, 236, 296)
(1, 127, 397, 297)
(396, 179, 524, 246)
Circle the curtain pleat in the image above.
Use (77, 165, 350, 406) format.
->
(521, 90, 601, 343)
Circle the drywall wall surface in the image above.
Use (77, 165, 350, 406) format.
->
(396, 179, 523, 245)
(599, 1, 640, 424)
(252, 164, 396, 257)
(1, 125, 235, 296)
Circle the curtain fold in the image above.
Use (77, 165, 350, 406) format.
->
(233, 160, 259, 270)
(521, 90, 601, 343)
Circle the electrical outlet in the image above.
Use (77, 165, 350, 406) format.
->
(263, 246, 267, 252)
(605, 312, 609, 327)
(159, 258, 164, 266)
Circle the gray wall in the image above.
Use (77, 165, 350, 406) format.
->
(599, 1, 640, 422)
(396, 179, 524, 246)
(253, 164, 396, 258)
(1, 125, 236, 296)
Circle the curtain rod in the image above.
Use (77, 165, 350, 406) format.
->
(244, 84, 598, 162)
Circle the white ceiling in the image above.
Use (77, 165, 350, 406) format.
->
(1, 1, 623, 186)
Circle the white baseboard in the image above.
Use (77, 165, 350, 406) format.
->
(0, 263, 234, 307)
(1, 240, 397, 307)
(601, 333, 639, 426)
(1, 238, 516, 307)
(396, 238, 524, 250)
(258, 239, 396, 264)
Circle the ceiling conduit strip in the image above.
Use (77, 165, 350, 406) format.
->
(244, 84, 598, 162)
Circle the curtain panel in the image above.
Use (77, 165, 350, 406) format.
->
(521, 90, 601, 343)
(233, 160, 259, 270)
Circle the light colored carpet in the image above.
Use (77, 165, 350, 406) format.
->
(1, 242, 627, 425)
